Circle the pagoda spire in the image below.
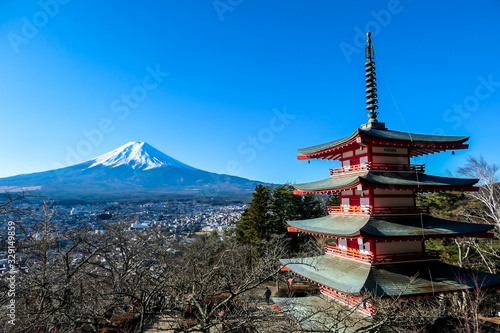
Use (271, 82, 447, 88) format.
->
(361, 32, 386, 130)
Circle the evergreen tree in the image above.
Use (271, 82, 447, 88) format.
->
(236, 183, 326, 248)
(236, 184, 271, 244)
(325, 194, 340, 207)
(417, 192, 467, 219)
(268, 184, 302, 234)
(300, 194, 326, 219)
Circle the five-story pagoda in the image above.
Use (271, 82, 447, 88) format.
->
(279, 32, 500, 317)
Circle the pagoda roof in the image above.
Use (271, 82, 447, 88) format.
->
(297, 128, 470, 159)
(287, 214, 494, 238)
(280, 255, 500, 297)
(272, 296, 372, 332)
(294, 171, 478, 194)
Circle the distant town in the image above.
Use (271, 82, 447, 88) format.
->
(0, 200, 246, 275)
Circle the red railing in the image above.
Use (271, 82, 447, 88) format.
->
(328, 205, 370, 215)
(329, 163, 369, 176)
(325, 245, 372, 262)
(328, 206, 429, 215)
(329, 163, 425, 176)
(320, 287, 374, 316)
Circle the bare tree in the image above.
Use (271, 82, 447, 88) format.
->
(90, 221, 181, 332)
(456, 156, 500, 274)
(0, 190, 29, 215)
(449, 279, 492, 333)
(5, 202, 113, 332)
(458, 156, 500, 228)
(158, 233, 291, 332)
(3, 200, 302, 333)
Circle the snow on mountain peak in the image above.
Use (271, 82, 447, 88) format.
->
(88, 141, 196, 170)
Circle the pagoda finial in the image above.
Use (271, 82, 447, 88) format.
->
(366, 32, 373, 60)
(361, 32, 386, 130)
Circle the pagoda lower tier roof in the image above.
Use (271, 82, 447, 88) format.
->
(280, 255, 500, 297)
(272, 296, 371, 332)
(294, 171, 478, 194)
(297, 128, 469, 159)
(287, 214, 494, 238)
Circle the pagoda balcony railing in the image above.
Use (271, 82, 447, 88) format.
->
(320, 287, 374, 316)
(329, 163, 370, 176)
(325, 245, 371, 262)
(329, 163, 425, 177)
(328, 205, 370, 215)
(325, 245, 440, 263)
(328, 206, 430, 215)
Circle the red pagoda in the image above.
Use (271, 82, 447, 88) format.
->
(278, 32, 500, 317)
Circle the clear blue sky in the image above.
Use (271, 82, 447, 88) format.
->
(0, 0, 499, 184)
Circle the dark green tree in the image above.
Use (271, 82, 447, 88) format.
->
(268, 184, 303, 234)
(300, 193, 326, 219)
(236, 184, 326, 249)
(417, 191, 468, 219)
(236, 184, 271, 244)
(325, 194, 340, 207)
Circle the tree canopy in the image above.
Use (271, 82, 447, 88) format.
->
(236, 184, 325, 248)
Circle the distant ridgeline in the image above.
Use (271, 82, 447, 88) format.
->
(0, 142, 266, 201)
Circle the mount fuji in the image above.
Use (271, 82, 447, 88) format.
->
(0, 142, 264, 200)
(88, 142, 197, 171)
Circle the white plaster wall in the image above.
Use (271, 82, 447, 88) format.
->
(342, 151, 354, 158)
(338, 238, 348, 250)
(354, 190, 369, 196)
(355, 148, 368, 156)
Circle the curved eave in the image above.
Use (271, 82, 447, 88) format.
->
(294, 173, 362, 194)
(280, 256, 369, 295)
(294, 172, 479, 195)
(361, 128, 469, 145)
(297, 132, 361, 161)
(361, 173, 479, 191)
(287, 215, 367, 237)
(367, 261, 500, 297)
(280, 255, 500, 297)
(287, 215, 494, 239)
(296, 128, 470, 160)
(297, 129, 360, 155)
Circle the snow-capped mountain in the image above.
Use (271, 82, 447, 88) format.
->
(88, 142, 196, 171)
(0, 142, 263, 200)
